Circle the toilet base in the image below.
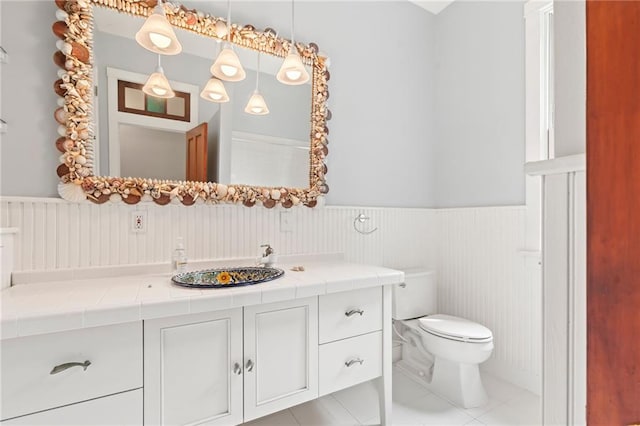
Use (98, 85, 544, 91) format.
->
(429, 357, 488, 408)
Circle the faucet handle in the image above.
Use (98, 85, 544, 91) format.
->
(260, 244, 274, 257)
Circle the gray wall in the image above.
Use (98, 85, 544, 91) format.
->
(119, 124, 185, 180)
(433, 1, 526, 208)
(554, 0, 586, 157)
(1, 1, 59, 197)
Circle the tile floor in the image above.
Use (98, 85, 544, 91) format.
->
(244, 367, 541, 426)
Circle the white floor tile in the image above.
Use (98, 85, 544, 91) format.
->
(289, 395, 360, 425)
(476, 390, 541, 426)
(392, 369, 432, 402)
(332, 380, 380, 423)
(243, 408, 299, 426)
(480, 374, 528, 404)
(363, 392, 475, 426)
(464, 419, 487, 425)
(244, 369, 540, 426)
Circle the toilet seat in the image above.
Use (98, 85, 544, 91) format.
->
(419, 314, 493, 343)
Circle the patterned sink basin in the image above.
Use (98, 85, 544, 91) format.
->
(172, 266, 284, 288)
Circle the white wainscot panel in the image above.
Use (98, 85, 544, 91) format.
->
(436, 206, 541, 395)
(0, 199, 436, 273)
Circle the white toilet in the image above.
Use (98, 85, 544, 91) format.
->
(393, 270, 494, 408)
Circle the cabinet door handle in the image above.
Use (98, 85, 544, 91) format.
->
(233, 363, 242, 375)
(50, 360, 91, 375)
(245, 359, 254, 372)
(345, 309, 364, 317)
(345, 358, 364, 367)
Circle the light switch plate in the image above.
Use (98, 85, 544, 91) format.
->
(280, 211, 294, 233)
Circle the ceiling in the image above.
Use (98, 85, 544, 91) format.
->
(409, 0, 456, 15)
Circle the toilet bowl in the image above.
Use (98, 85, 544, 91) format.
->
(393, 270, 494, 408)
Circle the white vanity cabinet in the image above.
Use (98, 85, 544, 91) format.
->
(143, 308, 244, 426)
(318, 287, 384, 396)
(1, 262, 399, 426)
(0, 322, 142, 424)
(143, 297, 318, 425)
(243, 297, 318, 421)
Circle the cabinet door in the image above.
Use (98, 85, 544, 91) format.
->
(243, 297, 318, 421)
(144, 309, 243, 426)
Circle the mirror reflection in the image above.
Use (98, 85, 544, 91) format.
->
(93, 7, 312, 188)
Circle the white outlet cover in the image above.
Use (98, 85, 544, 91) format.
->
(131, 210, 147, 233)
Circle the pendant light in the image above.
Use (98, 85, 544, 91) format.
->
(135, 0, 182, 55)
(201, 41, 230, 103)
(200, 77, 229, 103)
(245, 53, 269, 115)
(210, 0, 246, 82)
(277, 0, 309, 85)
(143, 55, 175, 98)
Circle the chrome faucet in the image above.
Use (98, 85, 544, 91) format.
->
(259, 244, 276, 266)
(260, 244, 274, 258)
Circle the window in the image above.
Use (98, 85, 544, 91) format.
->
(117, 80, 191, 122)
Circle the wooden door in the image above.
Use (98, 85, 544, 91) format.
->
(243, 297, 318, 422)
(186, 122, 208, 182)
(587, 2, 640, 424)
(144, 309, 243, 426)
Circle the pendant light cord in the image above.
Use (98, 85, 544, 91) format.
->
(227, 0, 232, 45)
(256, 53, 261, 91)
(290, 0, 295, 50)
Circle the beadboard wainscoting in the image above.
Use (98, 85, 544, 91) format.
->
(436, 206, 542, 395)
(0, 198, 436, 274)
(0, 198, 541, 395)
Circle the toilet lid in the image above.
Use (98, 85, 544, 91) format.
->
(418, 314, 493, 342)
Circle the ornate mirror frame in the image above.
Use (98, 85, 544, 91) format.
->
(53, 0, 330, 208)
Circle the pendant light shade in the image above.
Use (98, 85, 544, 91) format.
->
(210, 0, 245, 82)
(245, 52, 269, 115)
(244, 91, 269, 115)
(277, 50, 310, 85)
(135, 1, 182, 55)
(143, 57, 175, 99)
(210, 45, 246, 82)
(278, 0, 309, 85)
(200, 77, 229, 103)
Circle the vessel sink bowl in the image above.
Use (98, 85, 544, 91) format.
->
(172, 266, 284, 288)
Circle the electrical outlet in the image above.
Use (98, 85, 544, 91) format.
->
(280, 211, 294, 232)
(131, 210, 147, 233)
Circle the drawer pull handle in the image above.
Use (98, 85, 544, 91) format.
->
(345, 358, 364, 367)
(233, 362, 242, 375)
(399, 283, 407, 288)
(245, 359, 254, 372)
(345, 309, 364, 317)
(50, 360, 91, 375)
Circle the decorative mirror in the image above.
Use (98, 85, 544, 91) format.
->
(53, 0, 330, 208)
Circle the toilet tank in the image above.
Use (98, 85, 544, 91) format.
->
(392, 269, 437, 320)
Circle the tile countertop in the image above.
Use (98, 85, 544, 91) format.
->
(0, 255, 404, 340)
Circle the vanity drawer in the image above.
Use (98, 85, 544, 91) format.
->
(1, 322, 142, 421)
(2, 388, 142, 425)
(318, 331, 382, 396)
(319, 287, 382, 343)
